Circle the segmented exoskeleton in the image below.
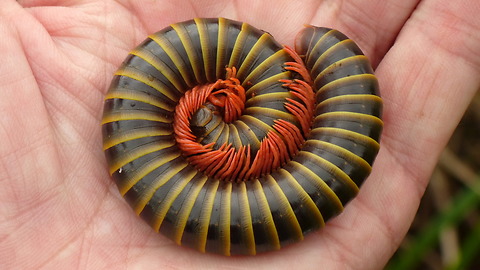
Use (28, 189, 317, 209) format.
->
(102, 17, 383, 256)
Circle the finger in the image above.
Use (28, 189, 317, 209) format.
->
(0, 1, 58, 190)
(307, 0, 421, 66)
(11, 1, 128, 125)
(103, 0, 420, 67)
(0, 2, 71, 269)
(17, 0, 78, 7)
(356, 0, 480, 266)
(225, 0, 421, 66)
(379, 0, 480, 190)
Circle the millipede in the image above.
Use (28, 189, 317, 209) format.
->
(101, 17, 383, 256)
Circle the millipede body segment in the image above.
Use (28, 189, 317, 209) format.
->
(102, 17, 383, 256)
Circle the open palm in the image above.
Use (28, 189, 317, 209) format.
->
(1, 0, 479, 269)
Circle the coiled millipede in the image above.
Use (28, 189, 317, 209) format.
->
(102, 17, 383, 256)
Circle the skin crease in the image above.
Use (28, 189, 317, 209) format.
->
(0, 0, 479, 269)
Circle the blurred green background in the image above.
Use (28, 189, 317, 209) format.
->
(386, 91, 480, 270)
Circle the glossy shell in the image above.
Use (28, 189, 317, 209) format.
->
(102, 17, 383, 256)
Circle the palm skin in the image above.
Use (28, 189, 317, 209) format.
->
(1, 0, 479, 269)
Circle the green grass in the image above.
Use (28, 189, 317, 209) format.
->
(386, 179, 480, 270)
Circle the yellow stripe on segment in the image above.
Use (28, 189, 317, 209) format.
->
(200, 116, 222, 139)
(117, 151, 180, 195)
(278, 169, 324, 228)
(290, 160, 345, 211)
(299, 150, 360, 193)
(101, 110, 172, 125)
(194, 18, 214, 82)
(171, 23, 203, 83)
(196, 180, 220, 253)
(205, 121, 225, 143)
(227, 123, 242, 149)
(217, 123, 230, 146)
(173, 174, 209, 245)
(216, 18, 229, 78)
(133, 161, 190, 215)
(244, 107, 297, 124)
(149, 32, 196, 88)
(253, 180, 281, 251)
(311, 40, 359, 75)
(235, 120, 261, 149)
(103, 127, 173, 150)
(306, 139, 373, 174)
(236, 33, 271, 79)
(151, 167, 197, 232)
(245, 72, 289, 96)
(115, 67, 179, 102)
(129, 48, 186, 93)
(238, 182, 256, 255)
(313, 111, 383, 128)
(316, 73, 378, 97)
(108, 140, 176, 175)
(305, 29, 335, 67)
(315, 94, 383, 111)
(242, 50, 286, 87)
(220, 182, 232, 256)
(245, 91, 290, 105)
(265, 174, 304, 241)
(241, 115, 273, 134)
(313, 55, 368, 82)
(310, 127, 380, 150)
(307, 30, 348, 67)
(228, 22, 252, 69)
(104, 88, 175, 111)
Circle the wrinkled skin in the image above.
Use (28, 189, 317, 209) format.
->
(1, 0, 479, 269)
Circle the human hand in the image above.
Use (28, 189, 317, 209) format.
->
(1, 0, 479, 269)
